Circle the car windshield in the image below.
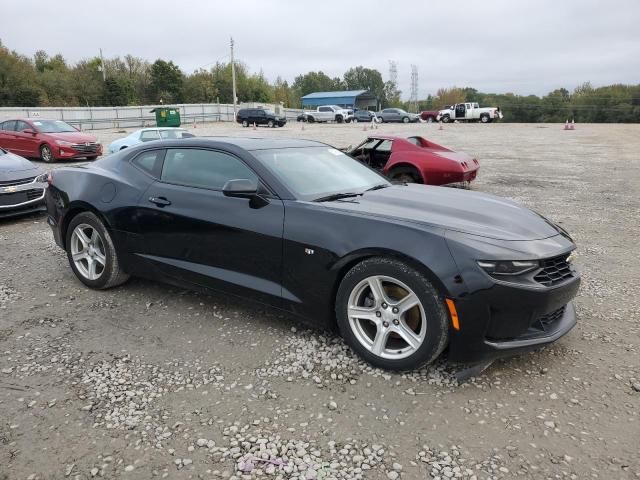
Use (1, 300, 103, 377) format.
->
(32, 120, 77, 133)
(253, 146, 389, 201)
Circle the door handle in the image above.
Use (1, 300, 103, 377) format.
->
(149, 196, 171, 207)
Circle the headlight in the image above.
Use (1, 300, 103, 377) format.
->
(55, 140, 74, 147)
(34, 172, 49, 184)
(477, 260, 538, 276)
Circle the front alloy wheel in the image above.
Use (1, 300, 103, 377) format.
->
(40, 144, 54, 163)
(336, 258, 449, 370)
(347, 275, 426, 360)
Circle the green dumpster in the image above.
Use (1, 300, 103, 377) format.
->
(150, 107, 181, 127)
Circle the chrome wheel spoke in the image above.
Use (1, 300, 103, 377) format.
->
(371, 327, 390, 356)
(395, 321, 422, 351)
(94, 251, 106, 267)
(395, 292, 420, 316)
(348, 305, 379, 322)
(367, 276, 387, 305)
(72, 251, 88, 262)
(75, 228, 91, 247)
(87, 258, 98, 280)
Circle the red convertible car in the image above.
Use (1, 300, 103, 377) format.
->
(0, 118, 102, 163)
(347, 135, 479, 186)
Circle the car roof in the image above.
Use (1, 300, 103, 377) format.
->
(140, 136, 327, 151)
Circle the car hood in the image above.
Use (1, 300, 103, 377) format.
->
(0, 151, 41, 180)
(323, 184, 559, 241)
(45, 131, 98, 143)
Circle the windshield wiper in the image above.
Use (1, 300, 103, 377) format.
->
(365, 184, 390, 192)
(313, 192, 362, 202)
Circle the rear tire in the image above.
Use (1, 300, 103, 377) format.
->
(65, 211, 129, 290)
(335, 257, 449, 370)
(480, 114, 489, 124)
(40, 144, 54, 163)
(336, 115, 343, 124)
(307, 116, 315, 123)
(390, 166, 422, 184)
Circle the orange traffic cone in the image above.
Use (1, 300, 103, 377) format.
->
(570, 119, 575, 130)
(564, 120, 569, 130)
(439, 124, 444, 131)
(253, 122, 257, 130)
(301, 124, 305, 131)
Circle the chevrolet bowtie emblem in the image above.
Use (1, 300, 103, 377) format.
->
(3, 186, 18, 193)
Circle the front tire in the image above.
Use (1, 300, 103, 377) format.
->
(336, 258, 449, 370)
(65, 212, 129, 290)
(242, 120, 249, 127)
(402, 116, 409, 123)
(441, 115, 451, 123)
(40, 144, 54, 163)
(336, 115, 343, 124)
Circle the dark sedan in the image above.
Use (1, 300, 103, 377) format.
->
(0, 147, 48, 219)
(45, 138, 580, 370)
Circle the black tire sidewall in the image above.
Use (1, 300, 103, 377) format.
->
(65, 212, 116, 289)
(335, 258, 449, 370)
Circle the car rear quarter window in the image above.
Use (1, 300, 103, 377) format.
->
(140, 130, 161, 142)
(131, 150, 165, 178)
(161, 148, 257, 191)
(1, 120, 17, 131)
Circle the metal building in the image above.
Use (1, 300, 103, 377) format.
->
(300, 90, 378, 110)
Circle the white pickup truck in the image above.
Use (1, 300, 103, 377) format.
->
(436, 103, 503, 123)
(303, 105, 354, 123)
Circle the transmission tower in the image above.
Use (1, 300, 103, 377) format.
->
(410, 65, 419, 112)
(388, 60, 398, 87)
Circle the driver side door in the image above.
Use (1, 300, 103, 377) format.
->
(134, 147, 285, 305)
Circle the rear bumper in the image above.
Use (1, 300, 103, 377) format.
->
(447, 274, 581, 363)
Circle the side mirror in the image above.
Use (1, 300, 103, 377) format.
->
(222, 178, 259, 198)
(23, 128, 36, 135)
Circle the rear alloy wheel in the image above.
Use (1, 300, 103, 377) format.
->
(40, 144, 54, 163)
(242, 120, 249, 127)
(268, 120, 275, 128)
(336, 258, 448, 370)
(66, 212, 129, 289)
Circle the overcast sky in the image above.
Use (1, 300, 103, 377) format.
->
(2, 0, 638, 98)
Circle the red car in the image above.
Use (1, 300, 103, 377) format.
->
(347, 135, 479, 186)
(0, 118, 102, 163)
(419, 110, 440, 122)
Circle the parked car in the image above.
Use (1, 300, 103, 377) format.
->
(304, 105, 353, 123)
(437, 103, 503, 123)
(347, 135, 479, 186)
(46, 137, 579, 370)
(296, 113, 308, 122)
(0, 147, 48, 219)
(419, 110, 440, 122)
(0, 119, 102, 163)
(237, 108, 286, 128)
(376, 108, 420, 123)
(107, 128, 195, 154)
(352, 110, 377, 123)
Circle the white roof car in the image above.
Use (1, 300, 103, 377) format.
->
(107, 127, 194, 154)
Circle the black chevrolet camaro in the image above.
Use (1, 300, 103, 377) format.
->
(45, 137, 580, 370)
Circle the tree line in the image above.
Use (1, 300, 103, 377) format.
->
(1, 41, 638, 122)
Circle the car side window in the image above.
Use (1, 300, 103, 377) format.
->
(376, 140, 393, 153)
(15, 121, 30, 132)
(161, 148, 258, 191)
(319, 107, 329, 112)
(131, 150, 165, 178)
(1, 120, 17, 131)
(256, 110, 266, 117)
(140, 130, 161, 142)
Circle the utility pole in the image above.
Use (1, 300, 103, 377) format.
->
(230, 37, 237, 117)
(99, 48, 106, 82)
(410, 65, 419, 112)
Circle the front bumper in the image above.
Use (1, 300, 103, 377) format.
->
(0, 181, 47, 219)
(55, 144, 102, 160)
(447, 274, 580, 363)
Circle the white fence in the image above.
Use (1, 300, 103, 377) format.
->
(0, 103, 305, 130)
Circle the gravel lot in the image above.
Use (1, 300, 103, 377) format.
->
(1, 121, 639, 480)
